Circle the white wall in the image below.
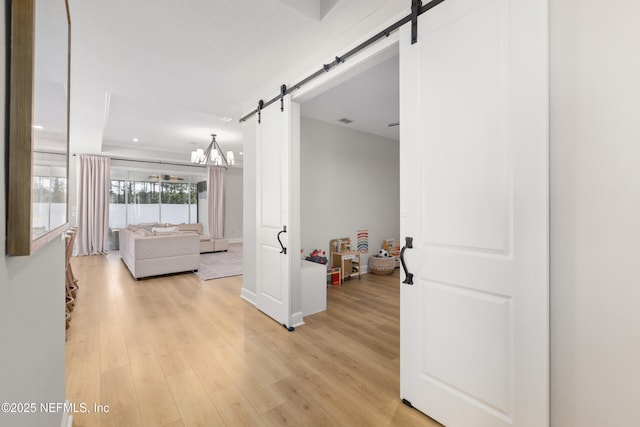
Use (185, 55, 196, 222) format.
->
(0, 7, 66, 427)
(550, 1, 640, 426)
(224, 167, 243, 239)
(300, 117, 399, 270)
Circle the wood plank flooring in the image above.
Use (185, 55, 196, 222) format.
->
(66, 252, 441, 427)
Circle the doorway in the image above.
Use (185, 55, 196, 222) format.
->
(298, 52, 401, 285)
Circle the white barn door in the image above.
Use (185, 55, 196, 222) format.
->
(255, 96, 296, 328)
(399, 1, 548, 426)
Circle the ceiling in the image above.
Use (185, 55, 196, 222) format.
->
(68, 0, 408, 166)
(101, 95, 242, 164)
(301, 54, 399, 140)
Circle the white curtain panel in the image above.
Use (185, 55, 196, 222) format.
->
(208, 166, 225, 238)
(76, 155, 111, 255)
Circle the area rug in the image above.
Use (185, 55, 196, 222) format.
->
(196, 245, 243, 281)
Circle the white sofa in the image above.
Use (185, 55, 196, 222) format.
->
(171, 223, 229, 253)
(119, 226, 200, 279)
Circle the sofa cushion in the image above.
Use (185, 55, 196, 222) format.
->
(213, 239, 230, 252)
(152, 226, 179, 234)
(130, 227, 153, 237)
(175, 223, 204, 234)
(134, 234, 199, 260)
(199, 239, 215, 253)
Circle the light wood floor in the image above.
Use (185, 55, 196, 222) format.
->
(65, 252, 441, 427)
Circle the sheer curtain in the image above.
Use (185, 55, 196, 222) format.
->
(208, 166, 225, 238)
(76, 155, 111, 255)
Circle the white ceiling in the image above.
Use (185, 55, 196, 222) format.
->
(301, 54, 399, 140)
(68, 0, 409, 165)
(101, 95, 243, 165)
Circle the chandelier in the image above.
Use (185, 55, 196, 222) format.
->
(190, 134, 235, 166)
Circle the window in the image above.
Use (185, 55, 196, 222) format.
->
(109, 180, 126, 230)
(107, 170, 203, 251)
(160, 182, 198, 225)
(127, 180, 161, 226)
(33, 167, 67, 239)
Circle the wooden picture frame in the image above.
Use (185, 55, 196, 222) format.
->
(7, 0, 71, 256)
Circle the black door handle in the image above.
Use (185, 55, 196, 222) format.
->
(277, 226, 287, 254)
(400, 237, 414, 285)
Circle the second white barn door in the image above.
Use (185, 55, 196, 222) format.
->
(399, 0, 549, 426)
(255, 96, 296, 328)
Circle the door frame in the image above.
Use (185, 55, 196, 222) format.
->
(282, 32, 401, 327)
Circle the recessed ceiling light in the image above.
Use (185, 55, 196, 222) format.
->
(221, 117, 233, 122)
(133, 138, 139, 142)
(32, 125, 44, 130)
(239, 152, 243, 155)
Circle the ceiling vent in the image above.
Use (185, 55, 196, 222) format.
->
(338, 118, 353, 124)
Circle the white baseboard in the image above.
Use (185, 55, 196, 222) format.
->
(291, 311, 304, 328)
(240, 288, 256, 305)
(228, 238, 243, 244)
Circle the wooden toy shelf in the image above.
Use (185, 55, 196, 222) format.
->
(331, 251, 361, 284)
(329, 237, 361, 284)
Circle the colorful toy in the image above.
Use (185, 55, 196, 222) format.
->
(305, 249, 328, 265)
